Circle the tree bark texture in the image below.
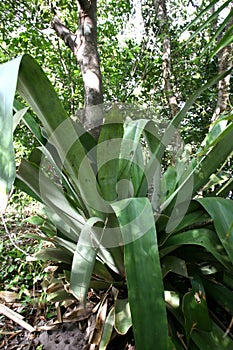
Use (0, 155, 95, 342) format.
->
(51, 0, 103, 137)
(153, 0, 181, 161)
(212, 8, 233, 122)
(153, 0, 179, 118)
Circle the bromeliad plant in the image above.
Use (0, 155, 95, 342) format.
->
(0, 54, 233, 349)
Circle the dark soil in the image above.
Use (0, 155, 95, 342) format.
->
(0, 306, 135, 349)
(0, 302, 91, 350)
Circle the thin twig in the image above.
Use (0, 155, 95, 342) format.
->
(223, 317, 233, 338)
(1, 213, 30, 256)
(0, 304, 35, 333)
(177, 331, 188, 349)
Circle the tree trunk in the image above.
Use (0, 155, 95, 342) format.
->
(153, 0, 179, 118)
(153, 0, 181, 160)
(212, 8, 233, 122)
(51, 0, 103, 138)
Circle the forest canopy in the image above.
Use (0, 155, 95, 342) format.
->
(1, 0, 232, 143)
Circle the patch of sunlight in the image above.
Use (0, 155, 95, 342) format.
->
(164, 290, 180, 308)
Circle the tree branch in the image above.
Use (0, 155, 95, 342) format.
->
(51, 16, 79, 53)
(76, 0, 91, 12)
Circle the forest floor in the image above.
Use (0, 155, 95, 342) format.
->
(0, 204, 135, 350)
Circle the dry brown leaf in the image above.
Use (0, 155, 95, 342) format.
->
(89, 299, 108, 345)
(0, 291, 19, 303)
(62, 302, 93, 322)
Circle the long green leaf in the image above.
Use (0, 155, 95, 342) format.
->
(14, 177, 42, 203)
(97, 106, 123, 201)
(17, 159, 85, 241)
(197, 198, 233, 263)
(14, 99, 47, 145)
(173, 208, 209, 233)
(182, 276, 212, 345)
(160, 228, 229, 268)
(139, 69, 232, 198)
(202, 10, 233, 57)
(114, 298, 132, 335)
(202, 278, 233, 314)
(99, 307, 115, 350)
(118, 119, 151, 197)
(215, 177, 233, 197)
(210, 22, 233, 58)
(112, 198, 169, 350)
(192, 322, 233, 349)
(184, 0, 232, 43)
(161, 255, 188, 278)
(34, 247, 73, 264)
(0, 56, 22, 212)
(164, 69, 233, 139)
(169, 302, 233, 349)
(0, 54, 107, 216)
(193, 123, 233, 193)
(70, 217, 103, 304)
(159, 121, 233, 233)
(13, 107, 28, 132)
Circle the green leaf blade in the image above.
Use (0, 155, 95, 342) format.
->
(0, 56, 22, 212)
(114, 298, 132, 335)
(197, 198, 233, 264)
(70, 217, 103, 304)
(97, 107, 123, 201)
(112, 198, 169, 350)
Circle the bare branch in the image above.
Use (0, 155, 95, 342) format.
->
(51, 16, 79, 53)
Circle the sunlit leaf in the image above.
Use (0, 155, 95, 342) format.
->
(34, 247, 73, 264)
(114, 298, 132, 335)
(99, 307, 114, 350)
(17, 159, 85, 241)
(0, 57, 22, 212)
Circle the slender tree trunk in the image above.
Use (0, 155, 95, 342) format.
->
(153, 0, 179, 118)
(212, 8, 233, 122)
(153, 0, 181, 160)
(51, 0, 103, 138)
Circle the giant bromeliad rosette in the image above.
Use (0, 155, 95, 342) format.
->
(0, 55, 233, 349)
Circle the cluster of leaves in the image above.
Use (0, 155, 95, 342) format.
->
(0, 54, 233, 349)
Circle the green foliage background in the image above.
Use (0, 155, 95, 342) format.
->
(1, 0, 227, 141)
